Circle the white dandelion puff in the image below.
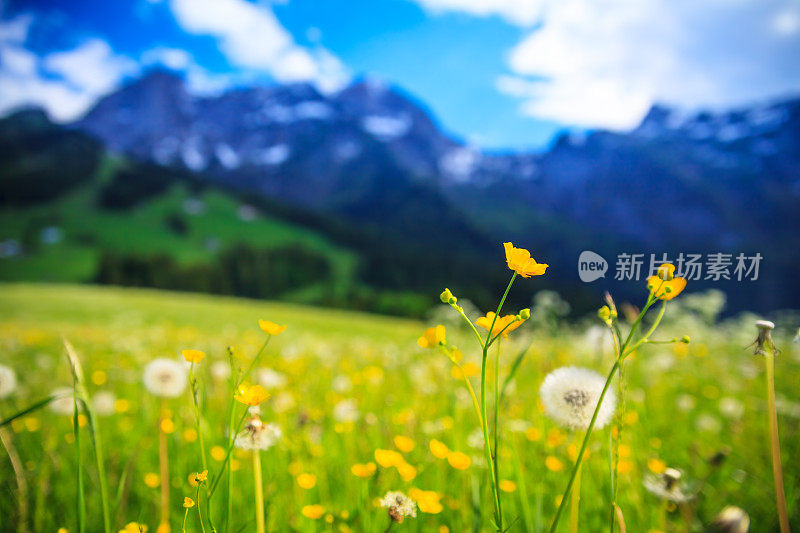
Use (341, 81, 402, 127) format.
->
(0, 365, 17, 398)
(49, 387, 77, 415)
(234, 418, 282, 451)
(210, 360, 231, 382)
(539, 366, 616, 431)
(719, 397, 744, 419)
(256, 368, 287, 389)
(643, 468, 694, 503)
(92, 391, 116, 416)
(380, 491, 417, 523)
(143, 358, 187, 398)
(333, 399, 359, 423)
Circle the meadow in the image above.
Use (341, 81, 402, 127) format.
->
(0, 278, 798, 532)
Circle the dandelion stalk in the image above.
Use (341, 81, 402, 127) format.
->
(763, 345, 790, 533)
(0, 424, 29, 533)
(159, 399, 171, 532)
(189, 361, 209, 474)
(253, 451, 266, 533)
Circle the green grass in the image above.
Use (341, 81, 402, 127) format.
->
(0, 283, 798, 532)
(0, 172, 358, 288)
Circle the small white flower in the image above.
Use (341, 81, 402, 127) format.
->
(0, 365, 17, 398)
(93, 391, 116, 416)
(331, 375, 352, 393)
(380, 491, 417, 523)
(467, 427, 485, 449)
(333, 399, 359, 423)
(676, 394, 696, 412)
(210, 361, 231, 382)
(719, 397, 744, 419)
(50, 387, 77, 415)
(143, 358, 187, 398)
(256, 368, 287, 389)
(695, 413, 722, 433)
(234, 419, 282, 451)
(539, 366, 616, 431)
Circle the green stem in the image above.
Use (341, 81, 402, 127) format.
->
(765, 350, 790, 533)
(437, 346, 483, 426)
(569, 460, 582, 533)
(73, 383, 86, 533)
(500, 337, 535, 404)
(253, 451, 265, 533)
(493, 341, 502, 523)
(485, 273, 517, 347)
(208, 409, 250, 499)
(197, 486, 207, 533)
(480, 344, 502, 531)
(190, 363, 209, 474)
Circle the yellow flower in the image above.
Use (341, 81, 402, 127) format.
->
(58, 529, 69, 533)
(297, 473, 317, 489)
(350, 462, 377, 478)
(475, 312, 523, 338)
(183, 497, 195, 508)
(545, 456, 564, 472)
(409, 488, 443, 514)
(503, 242, 548, 277)
(144, 473, 160, 488)
(301, 505, 325, 519)
(258, 319, 286, 336)
(499, 480, 517, 493)
(417, 325, 446, 348)
(374, 449, 404, 468)
(525, 427, 541, 441)
(429, 439, 451, 459)
(234, 384, 270, 406)
(451, 362, 480, 379)
(397, 462, 418, 481)
(181, 349, 205, 364)
(647, 265, 686, 300)
(394, 435, 415, 453)
(647, 458, 667, 474)
(447, 452, 471, 470)
(210, 445, 225, 461)
(188, 470, 208, 487)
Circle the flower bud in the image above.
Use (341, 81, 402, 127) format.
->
(753, 319, 778, 356)
(518, 308, 531, 320)
(440, 288, 457, 305)
(681, 335, 690, 344)
(657, 263, 676, 281)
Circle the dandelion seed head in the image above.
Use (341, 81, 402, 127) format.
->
(643, 468, 694, 503)
(143, 358, 187, 398)
(380, 491, 417, 523)
(333, 399, 359, 423)
(539, 366, 616, 431)
(0, 365, 17, 398)
(93, 391, 116, 416)
(49, 387, 77, 415)
(234, 419, 282, 451)
(712, 506, 750, 533)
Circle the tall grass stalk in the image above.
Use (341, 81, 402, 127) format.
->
(159, 399, 170, 531)
(253, 451, 266, 533)
(73, 375, 86, 533)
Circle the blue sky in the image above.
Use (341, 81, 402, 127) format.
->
(1, 0, 799, 150)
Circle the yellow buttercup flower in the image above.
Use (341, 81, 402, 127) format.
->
(503, 242, 548, 277)
(188, 470, 208, 487)
(429, 439, 451, 459)
(394, 435, 415, 452)
(647, 264, 686, 300)
(119, 523, 148, 533)
(397, 462, 418, 481)
(647, 458, 667, 474)
(181, 349, 205, 364)
(408, 488, 443, 514)
(183, 497, 195, 508)
(417, 325, 446, 348)
(258, 319, 286, 336)
(351, 462, 377, 478)
(144, 473, 160, 488)
(499, 480, 517, 493)
(301, 505, 325, 519)
(447, 451, 471, 470)
(234, 384, 270, 406)
(475, 312, 523, 338)
(545, 456, 564, 472)
(375, 449, 404, 468)
(297, 473, 317, 489)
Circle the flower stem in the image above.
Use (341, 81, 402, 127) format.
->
(480, 344, 502, 531)
(253, 451, 266, 533)
(493, 341, 502, 521)
(764, 350, 790, 533)
(159, 400, 170, 532)
(569, 460, 583, 533)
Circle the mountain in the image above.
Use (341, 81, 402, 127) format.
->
(70, 70, 800, 312)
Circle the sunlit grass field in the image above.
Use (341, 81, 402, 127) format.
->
(0, 283, 798, 532)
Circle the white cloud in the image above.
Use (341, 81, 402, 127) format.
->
(498, 0, 800, 129)
(411, 0, 541, 26)
(141, 46, 193, 70)
(0, 17, 138, 122)
(168, 0, 349, 91)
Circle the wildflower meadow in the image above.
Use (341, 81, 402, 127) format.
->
(0, 243, 798, 532)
